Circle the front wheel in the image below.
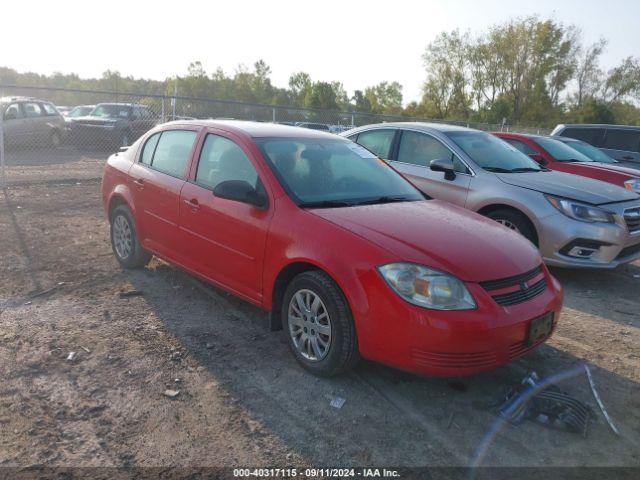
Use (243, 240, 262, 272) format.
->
(110, 205, 152, 268)
(282, 271, 359, 377)
(486, 209, 537, 246)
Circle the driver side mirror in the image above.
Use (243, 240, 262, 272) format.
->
(430, 158, 456, 180)
(529, 153, 546, 165)
(213, 180, 267, 208)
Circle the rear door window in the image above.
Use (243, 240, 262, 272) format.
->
(146, 130, 197, 178)
(23, 102, 44, 117)
(140, 132, 161, 165)
(603, 129, 640, 153)
(355, 129, 396, 159)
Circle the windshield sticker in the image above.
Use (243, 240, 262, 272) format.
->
(119, 111, 129, 117)
(346, 143, 377, 159)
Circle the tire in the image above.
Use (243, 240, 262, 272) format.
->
(50, 130, 61, 148)
(282, 271, 360, 377)
(486, 209, 537, 246)
(109, 205, 152, 269)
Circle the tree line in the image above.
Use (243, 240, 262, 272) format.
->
(1, 15, 639, 127)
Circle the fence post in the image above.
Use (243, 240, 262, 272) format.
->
(0, 111, 5, 189)
(272, 107, 276, 123)
(161, 97, 165, 124)
(351, 114, 355, 127)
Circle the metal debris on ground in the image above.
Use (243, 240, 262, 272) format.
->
(163, 389, 180, 399)
(330, 396, 346, 409)
(498, 371, 592, 436)
(66, 352, 77, 362)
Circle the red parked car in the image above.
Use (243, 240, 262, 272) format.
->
(494, 132, 640, 193)
(102, 121, 563, 377)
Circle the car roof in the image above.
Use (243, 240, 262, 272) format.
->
(160, 119, 341, 139)
(557, 123, 640, 130)
(342, 122, 483, 138)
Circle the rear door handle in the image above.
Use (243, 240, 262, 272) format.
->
(133, 178, 145, 190)
(183, 198, 200, 211)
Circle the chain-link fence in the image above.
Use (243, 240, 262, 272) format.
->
(0, 84, 550, 187)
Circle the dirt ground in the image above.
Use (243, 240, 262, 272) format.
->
(1, 149, 639, 475)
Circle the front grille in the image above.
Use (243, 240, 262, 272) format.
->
(615, 242, 640, 260)
(479, 265, 547, 307)
(479, 265, 542, 291)
(410, 348, 497, 369)
(624, 207, 640, 233)
(491, 279, 547, 307)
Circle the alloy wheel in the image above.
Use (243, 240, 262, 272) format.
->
(113, 214, 133, 259)
(496, 218, 521, 233)
(288, 289, 332, 361)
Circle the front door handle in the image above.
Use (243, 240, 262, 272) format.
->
(133, 178, 144, 190)
(183, 198, 200, 211)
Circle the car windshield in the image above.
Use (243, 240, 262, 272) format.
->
(68, 106, 94, 117)
(559, 139, 616, 163)
(445, 131, 543, 172)
(90, 105, 130, 119)
(536, 137, 594, 162)
(256, 138, 424, 207)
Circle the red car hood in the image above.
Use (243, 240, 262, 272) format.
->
(560, 162, 639, 181)
(310, 200, 542, 283)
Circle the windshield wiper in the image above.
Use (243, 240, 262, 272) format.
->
(483, 167, 515, 173)
(509, 167, 543, 173)
(299, 200, 354, 209)
(352, 195, 415, 206)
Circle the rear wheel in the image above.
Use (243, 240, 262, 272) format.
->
(282, 271, 359, 377)
(486, 209, 537, 246)
(110, 205, 152, 268)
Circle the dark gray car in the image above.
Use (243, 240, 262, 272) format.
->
(343, 122, 640, 269)
(68, 103, 158, 149)
(1, 96, 65, 148)
(551, 124, 640, 169)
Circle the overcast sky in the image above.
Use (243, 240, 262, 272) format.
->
(4, 0, 640, 104)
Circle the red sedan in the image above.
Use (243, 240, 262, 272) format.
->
(102, 121, 563, 377)
(494, 132, 640, 193)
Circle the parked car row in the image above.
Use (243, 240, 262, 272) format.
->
(0, 96, 159, 150)
(100, 118, 639, 381)
(345, 123, 640, 269)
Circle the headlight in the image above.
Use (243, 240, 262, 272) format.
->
(378, 263, 476, 310)
(624, 179, 640, 192)
(545, 195, 615, 223)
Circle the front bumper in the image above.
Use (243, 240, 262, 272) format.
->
(536, 212, 640, 268)
(355, 267, 563, 377)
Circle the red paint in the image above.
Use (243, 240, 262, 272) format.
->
(102, 122, 563, 377)
(494, 132, 640, 188)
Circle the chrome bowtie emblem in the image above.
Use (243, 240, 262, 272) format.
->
(521, 281, 529, 291)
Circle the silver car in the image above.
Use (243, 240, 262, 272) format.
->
(342, 123, 640, 269)
(1, 96, 65, 148)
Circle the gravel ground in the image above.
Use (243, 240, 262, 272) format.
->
(0, 152, 639, 475)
